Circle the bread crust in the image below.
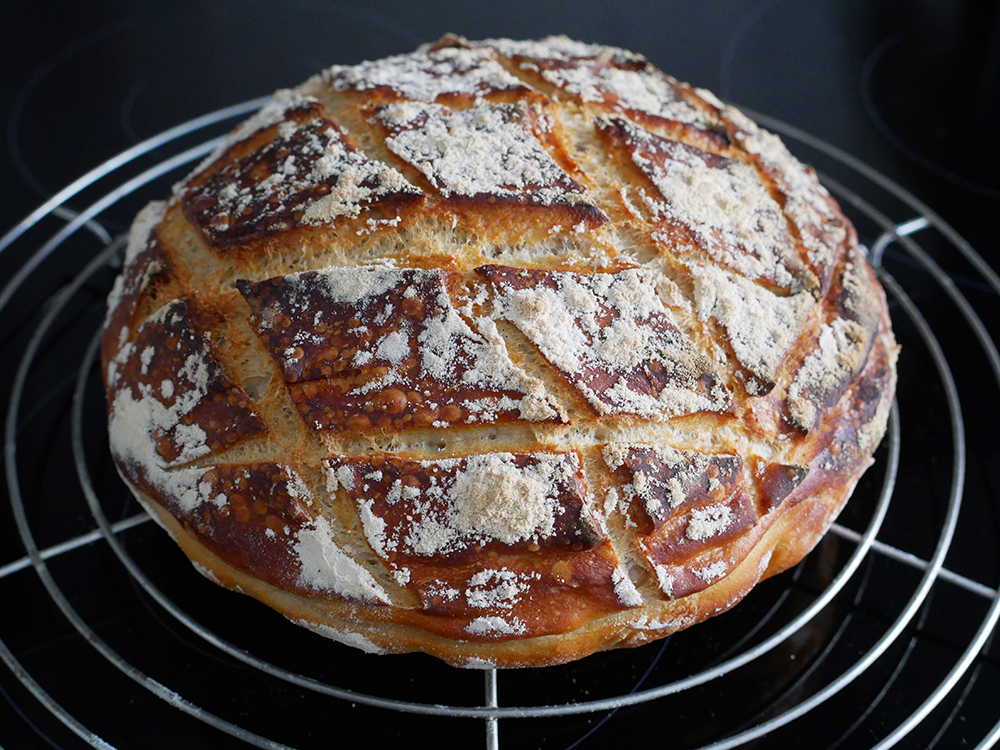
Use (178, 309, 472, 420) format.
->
(101, 35, 897, 668)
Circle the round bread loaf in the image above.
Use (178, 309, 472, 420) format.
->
(101, 35, 898, 668)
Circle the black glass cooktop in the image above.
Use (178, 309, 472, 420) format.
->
(2, 2, 998, 748)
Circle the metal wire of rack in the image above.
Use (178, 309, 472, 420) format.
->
(0, 103, 998, 750)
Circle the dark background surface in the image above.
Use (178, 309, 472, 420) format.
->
(1, 1, 999, 749)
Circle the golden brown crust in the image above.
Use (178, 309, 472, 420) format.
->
(101, 35, 897, 668)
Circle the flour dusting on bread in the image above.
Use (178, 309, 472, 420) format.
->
(102, 34, 896, 668)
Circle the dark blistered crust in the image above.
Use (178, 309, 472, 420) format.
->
(330, 451, 600, 561)
(596, 116, 801, 290)
(183, 104, 422, 247)
(238, 267, 560, 433)
(798, 326, 897, 476)
(605, 446, 760, 598)
(323, 451, 634, 640)
(117, 325, 895, 667)
(400, 543, 632, 641)
(130, 410, 879, 667)
(375, 100, 606, 224)
(608, 447, 744, 530)
(328, 45, 534, 103)
(832, 247, 884, 335)
(332, 41, 608, 226)
(100, 234, 174, 372)
(110, 297, 267, 466)
(477, 264, 731, 417)
(101, 36, 898, 668)
(486, 40, 730, 149)
(754, 461, 809, 512)
(168, 463, 316, 593)
(717, 105, 850, 295)
(785, 246, 886, 431)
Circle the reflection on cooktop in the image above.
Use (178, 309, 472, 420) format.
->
(861, 4, 1000, 201)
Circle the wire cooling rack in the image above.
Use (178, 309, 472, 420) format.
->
(1, 102, 998, 750)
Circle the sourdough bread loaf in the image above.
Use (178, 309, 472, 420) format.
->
(101, 35, 897, 668)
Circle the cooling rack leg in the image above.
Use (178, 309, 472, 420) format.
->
(485, 668, 499, 750)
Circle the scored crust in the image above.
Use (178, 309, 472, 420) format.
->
(101, 34, 898, 668)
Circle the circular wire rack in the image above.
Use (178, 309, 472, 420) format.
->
(1, 102, 999, 750)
